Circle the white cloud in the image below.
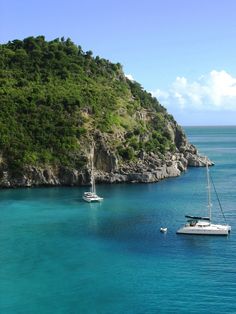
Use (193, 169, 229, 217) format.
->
(125, 74, 134, 81)
(152, 70, 236, 111)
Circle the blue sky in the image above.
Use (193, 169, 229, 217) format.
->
(1, 0, 236, 125)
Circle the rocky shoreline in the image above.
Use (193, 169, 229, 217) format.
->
(95, 141, 213, 184)
(0, 122, 214, 188)
(0, 141, 213, 188)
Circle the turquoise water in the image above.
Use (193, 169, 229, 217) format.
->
(1, 126, 236, 314)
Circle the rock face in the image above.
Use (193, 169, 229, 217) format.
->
(0, 124, 213, 188)
(0, 37, 213, 189)
(94, 148, 212, 184)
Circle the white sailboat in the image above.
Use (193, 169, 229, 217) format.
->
(83, 145, 103, 203)
(177, 161, 231, 235)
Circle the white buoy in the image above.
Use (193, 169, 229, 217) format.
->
(160, 227, 167, 233)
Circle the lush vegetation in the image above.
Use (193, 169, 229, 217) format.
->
(0, 36, 177, 170)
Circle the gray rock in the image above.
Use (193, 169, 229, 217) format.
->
(0, 123, 214, 188)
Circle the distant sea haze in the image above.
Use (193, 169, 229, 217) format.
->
(0, 126, 236, 313)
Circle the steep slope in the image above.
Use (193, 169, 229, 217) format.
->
(0, 36, 210, 187)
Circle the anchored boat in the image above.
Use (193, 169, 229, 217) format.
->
(83, 144, 103, 203)
(177, 161, 231, 236)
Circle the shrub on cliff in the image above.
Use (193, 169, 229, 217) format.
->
(0, 36, 178, 171)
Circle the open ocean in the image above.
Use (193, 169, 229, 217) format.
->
(0, 126, 236, 314)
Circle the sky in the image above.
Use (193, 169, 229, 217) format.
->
(1, 0, 236, 125)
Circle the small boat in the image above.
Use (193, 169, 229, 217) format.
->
(177, 160, 231, 236)
(160, 227, 167, 233)
(83, 191, 103, 203)
(83, 144, 103, 203)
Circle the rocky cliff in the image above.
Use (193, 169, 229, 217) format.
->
(0, 123, 212, 188)
(0, 37, 212, 188)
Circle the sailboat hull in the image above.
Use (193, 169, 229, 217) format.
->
(83, 193, 103, 202)
(177, 224, 231, 236)
(83, 196, 103, 202)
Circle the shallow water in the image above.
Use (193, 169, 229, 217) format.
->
(0, 126, 236, 313)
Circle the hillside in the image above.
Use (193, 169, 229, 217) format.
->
(0, 36, 209, 187)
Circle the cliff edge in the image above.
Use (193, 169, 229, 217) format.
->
(0, 36, 212, 187)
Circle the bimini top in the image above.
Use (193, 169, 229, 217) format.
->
(185, 215, 210, 221)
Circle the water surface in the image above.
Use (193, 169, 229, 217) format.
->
(1, 126, 236, 313)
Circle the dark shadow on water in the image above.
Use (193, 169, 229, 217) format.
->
(85, 209, 232, 257)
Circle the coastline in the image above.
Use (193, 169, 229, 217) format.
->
(0, 147, 213, 188)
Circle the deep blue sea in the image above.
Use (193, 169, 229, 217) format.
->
(1, 126, 236, 314)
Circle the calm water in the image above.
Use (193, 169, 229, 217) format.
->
(1, 126, 236, 314)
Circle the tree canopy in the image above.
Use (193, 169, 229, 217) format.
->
(0, 36, 177, 171)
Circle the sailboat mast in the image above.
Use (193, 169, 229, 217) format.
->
(206, 161, 212, 221)
(91, 144, 96, 194)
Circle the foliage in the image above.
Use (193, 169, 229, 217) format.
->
(0, 36, 178, 169)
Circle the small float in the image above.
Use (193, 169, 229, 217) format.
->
(160, 227, 167, 233)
